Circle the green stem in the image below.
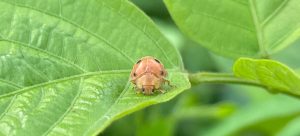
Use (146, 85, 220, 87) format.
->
(188, 72, 264, 87)
(189, 72, 300, 99)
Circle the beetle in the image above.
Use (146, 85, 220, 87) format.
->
(130, 56, 170, 95)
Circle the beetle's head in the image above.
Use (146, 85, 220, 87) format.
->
(142, 85, 154, 95)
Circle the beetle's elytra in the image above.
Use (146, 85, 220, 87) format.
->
(130, 56, 170, 95)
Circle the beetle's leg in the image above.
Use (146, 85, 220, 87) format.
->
(132, 84, 141, 94)
(155, 84, 165, 94)
(135, 88, 142, 94)
(165, 79, 170, 86)
(130, 79, 135, 84)
(158, 89, 166, 94)
(136, 90, 141, 94)
(131, 79, 139, 93)
(163, 79, 172, 86)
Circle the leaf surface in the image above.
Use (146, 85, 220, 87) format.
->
(164, 0, 300, 58)
(0, 0, 190, 135)
(204, 95, 300, 136)
(233, 58, 300, 96)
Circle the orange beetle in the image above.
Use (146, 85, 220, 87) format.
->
(130, 56, 170, 95)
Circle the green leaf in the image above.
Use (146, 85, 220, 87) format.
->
(233, 58, 300, 96)
(204, 95, 300, 136)
(277, 116, 300, 136)
(0, 0, 190, 135)
(164, 0, 300, 58)
(273, 41, 300, 69)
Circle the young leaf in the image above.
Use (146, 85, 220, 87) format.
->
(164, 0, 300, 58)
(233, 58, 300, 96)
(0, 0, 190, 135)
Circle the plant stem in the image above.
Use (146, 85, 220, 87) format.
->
(189, 72, 300, 99)
(188, 72, 264, 87)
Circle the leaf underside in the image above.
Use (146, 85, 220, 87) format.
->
(164, 0, 300, 58)
(0, 0, 190, 135)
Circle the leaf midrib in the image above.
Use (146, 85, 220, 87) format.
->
(0, 69, 182, 99)
(0, 70, 131, 99)
(248, 0, 292, 57)
(248, 0, 268, 58)
(0, 0, 189, 135)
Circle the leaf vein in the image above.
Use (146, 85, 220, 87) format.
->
(261, 0, 289, 26)
(0, 70, 131, 99)
(84, 81, 131, 135)
(0, 95, 17, 121)
(1, 1, 135, 64)
(190, 10, 255, 33)
(0, 38, 87, 73)
(42, 78, 84, 136)
(249, 0, 268, 57)
(0, 79, 22, 89)
(269, 24, 300, 52)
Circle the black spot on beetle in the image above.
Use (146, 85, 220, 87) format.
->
(154, 59, 160, 63)
(133, 73, 137, 77)
(160, 71, 164, 76)
(136, 60, 141, 64)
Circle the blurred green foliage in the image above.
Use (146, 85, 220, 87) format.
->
(102, 0, 300, 136)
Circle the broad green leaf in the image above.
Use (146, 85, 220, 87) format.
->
(164, 0, 300, 58)
(0, 0, 190, 135)
(297, 69, 300, 75)
(277, 116, 300, 136)
(233, 58, 300, 96)
(273, 41, 300, 69)
(204, 95, 300, 136)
